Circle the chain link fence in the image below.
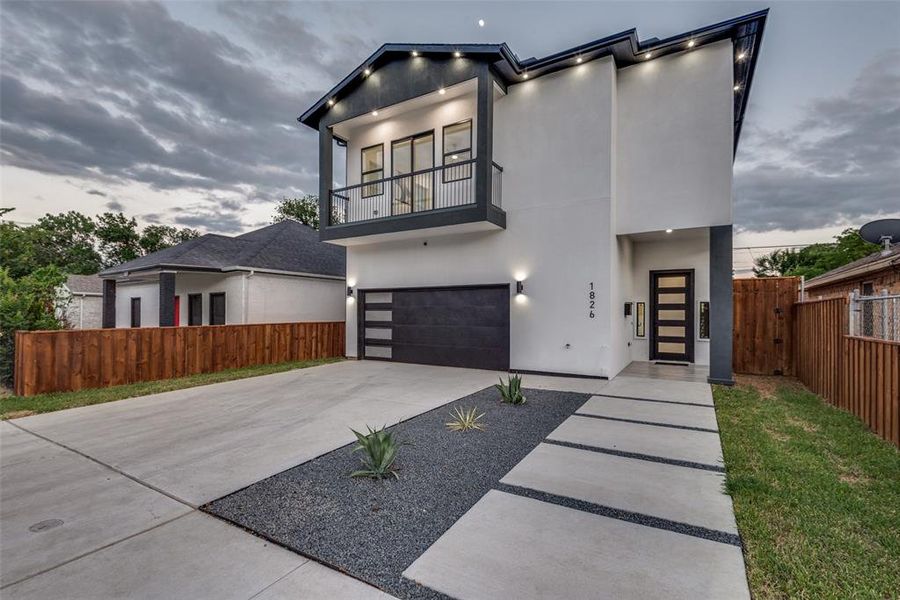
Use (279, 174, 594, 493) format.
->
(849, 293, 900, 342)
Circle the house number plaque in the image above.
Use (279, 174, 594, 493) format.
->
(588, 282, 595, 318)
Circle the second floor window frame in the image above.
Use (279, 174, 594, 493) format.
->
(442, 119, 473, 183)
(361, 143, 384, 199)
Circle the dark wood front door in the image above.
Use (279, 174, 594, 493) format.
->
(650, 270, 694, 363)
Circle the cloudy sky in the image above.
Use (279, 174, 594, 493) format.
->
(2, 0, 898, 263)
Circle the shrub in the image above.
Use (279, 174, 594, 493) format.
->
(496, 373, 526, 405)
(350, 425, 402, 480)
(446, 406, 486, 432)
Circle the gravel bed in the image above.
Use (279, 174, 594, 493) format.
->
(204, 386, 590, 599)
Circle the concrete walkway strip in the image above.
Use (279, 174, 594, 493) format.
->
(251, 561, 394, 600)
(0, 422, 192, 588)
(2, 512, 307, 600)
(403, 490, 750, 600)
(579, 395, 720, 430)
(547, 414, 725, 467)
(601, 375, 715, 406)
(500, 442, 738, 534)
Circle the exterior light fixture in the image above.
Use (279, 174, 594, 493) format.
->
(737, 52, 747, 61)
(411, 50, 419, 57)
(327, 98, 335, 106)
(347, 286, 354, 297)
(522, 72, 529, 79)
(438, 88, 446, 95)
(665, 228, 673, 233)
(454, 51, 462, 58)
(733, 84, 741, 92)
(516, 281, 525, 295)
(644, 52, 652, 60)
(687, 39, 696, 48)
(371, 110, 378, 116)
(576, 56, 583, 64)
(452, 154, 458, 159)
(363, 67, 372, 76)
(478, 19, 485, 27)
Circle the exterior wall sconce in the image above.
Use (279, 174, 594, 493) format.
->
(516, 281, 525, 295)
(347, 286, 354, 298)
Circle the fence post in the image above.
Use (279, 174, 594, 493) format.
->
(848, 290, 859, 336)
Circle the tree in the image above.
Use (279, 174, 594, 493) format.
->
(272, 195, 319, 229)
(753, 229, 880, 279)
(34, 212, 103, 275)
(95, 212, 141, 267)
(0, 266, 67, 386)
(139, 224, 200, 254)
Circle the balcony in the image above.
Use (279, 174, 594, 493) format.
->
(322, 159, 504, 244)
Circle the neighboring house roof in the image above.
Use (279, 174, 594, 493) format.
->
(298, 9, 768, 154)
(64, 274, 103, 295)
(805, 245, 900, 290)
(99, 220, 346, 278)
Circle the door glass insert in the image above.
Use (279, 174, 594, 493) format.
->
(658, 275, 686, 288)
(392, 132, 433, 215)
(658, 292, 686, 304)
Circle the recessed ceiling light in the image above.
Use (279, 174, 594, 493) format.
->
(733, 84, 741, 92)
(452, 154, 458, 160)
(371, 110, 378, 116)
(522, 72, 529, 79)
(411, 50, 419, 57)
(327, 98, 335, 106)
(687, 39, 696, 48)
(737, 52, 747, 61)
(665, 228, 673, 233)
(576, 56, 583, 63)
(454, 51, 462, 58)
(363, 67, 371, 76)
(644, 52, 652, 60)
(438, 88, 446, 95)
(478, 19, 485, 27)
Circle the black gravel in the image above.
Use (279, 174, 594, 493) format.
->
(204, 387, 590, 600)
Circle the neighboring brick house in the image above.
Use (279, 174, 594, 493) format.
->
(804, 245, 900, 300)
(59, 274, 104, 329)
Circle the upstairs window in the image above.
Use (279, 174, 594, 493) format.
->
(442, 120, 472, 182)
(361, 144, 384, 198)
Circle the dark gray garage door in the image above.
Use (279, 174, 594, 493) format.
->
(360, 285, 510, 371)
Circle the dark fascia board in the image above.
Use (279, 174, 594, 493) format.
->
(298, 10, 768, 153)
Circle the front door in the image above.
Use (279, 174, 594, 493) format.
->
(650, 270, 694, 362)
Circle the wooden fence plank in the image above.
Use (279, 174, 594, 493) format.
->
(12, 322, 345, 397)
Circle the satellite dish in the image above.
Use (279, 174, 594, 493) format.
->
(859, 218, 900, 250)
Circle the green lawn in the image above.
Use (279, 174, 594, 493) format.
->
(714, 378, 900, 600)
(1, 357, 342, 420)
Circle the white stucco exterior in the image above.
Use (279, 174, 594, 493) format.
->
(335, 41, 735, 377)
(114, 271, 344, 328)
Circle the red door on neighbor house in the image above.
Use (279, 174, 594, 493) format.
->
(174, 296, 181, 326)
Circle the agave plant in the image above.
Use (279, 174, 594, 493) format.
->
(496, 373, 526, 405)
(446, 406, 486, 432)
(349, 425, 402, 480)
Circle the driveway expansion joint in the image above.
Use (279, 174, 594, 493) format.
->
(573, 412, 720, 433)
(543, 439, 726, 472)
(594, 393, 715, 408)
(495, 483, 742, 547)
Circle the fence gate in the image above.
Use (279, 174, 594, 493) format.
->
(733, 277, 800, 376)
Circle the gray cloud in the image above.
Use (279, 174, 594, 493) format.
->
(87, 189, 107, 197)
(105, 200, 125, 211)
(734, 49, 900, 232)
(0, 0, 342, 231)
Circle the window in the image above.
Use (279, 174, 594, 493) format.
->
(209, 292, 226, 325)
(188, 294, 202, 325)
(361, 144, 383, 198)
(698, 301, 710, 339)
(130, 297, 141, 328)
(392, 131, 434, 214)
(442, 120, 472, 182)
(635, 301, 646, 338)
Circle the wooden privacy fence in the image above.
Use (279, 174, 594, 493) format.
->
(733, 277, 800, 376)
(13, 322, 345, 397)
(794, 298, 899, 447)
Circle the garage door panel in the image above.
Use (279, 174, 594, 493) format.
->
(391, 344, 507, 371)
(393, 306, 506, 326)
(392, 324, 507, 347)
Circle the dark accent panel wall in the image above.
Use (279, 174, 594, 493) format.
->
(320, 58, 482, 128)
(102, 279, 116, 328)
(389, 286, 509, 370)
(158, 272, 176, 327)
(708, 225, 734, 385)
(319, 122, 333, 230)
(475, 67, 494, 209)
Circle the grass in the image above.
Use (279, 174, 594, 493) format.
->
(714, 376, 900, 600)
(0, 357, 342, 420)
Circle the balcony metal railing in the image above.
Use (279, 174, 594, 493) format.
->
(491, 161, 503, 209)
(329, 159, 502, 226)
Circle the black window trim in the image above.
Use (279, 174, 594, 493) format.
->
(360, 143, 384, 199)
(130, 297, 141, 328)
(442, 118, 473, 184)
(188, 293, 203, 326)
(391, 129, 435, 212)
(209, 291, 226, 326)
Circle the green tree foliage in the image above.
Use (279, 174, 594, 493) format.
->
(272, 195, 319, 229)
(34, 212, 103, 275)
(139, 224, 200, 254)
(94, 212, 142, 266)
(753, 229, 880, 278)
(0, 266, 67, 386)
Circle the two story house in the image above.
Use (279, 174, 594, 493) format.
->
(300, 10, 767, 384)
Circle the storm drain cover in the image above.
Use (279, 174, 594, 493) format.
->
(29, 519, 64, 533)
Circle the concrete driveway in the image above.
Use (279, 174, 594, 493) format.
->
(1, 361, 514, 598)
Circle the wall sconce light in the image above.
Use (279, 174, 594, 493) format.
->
(347, 286, 354, 298)
(516, 281, 525, 295)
